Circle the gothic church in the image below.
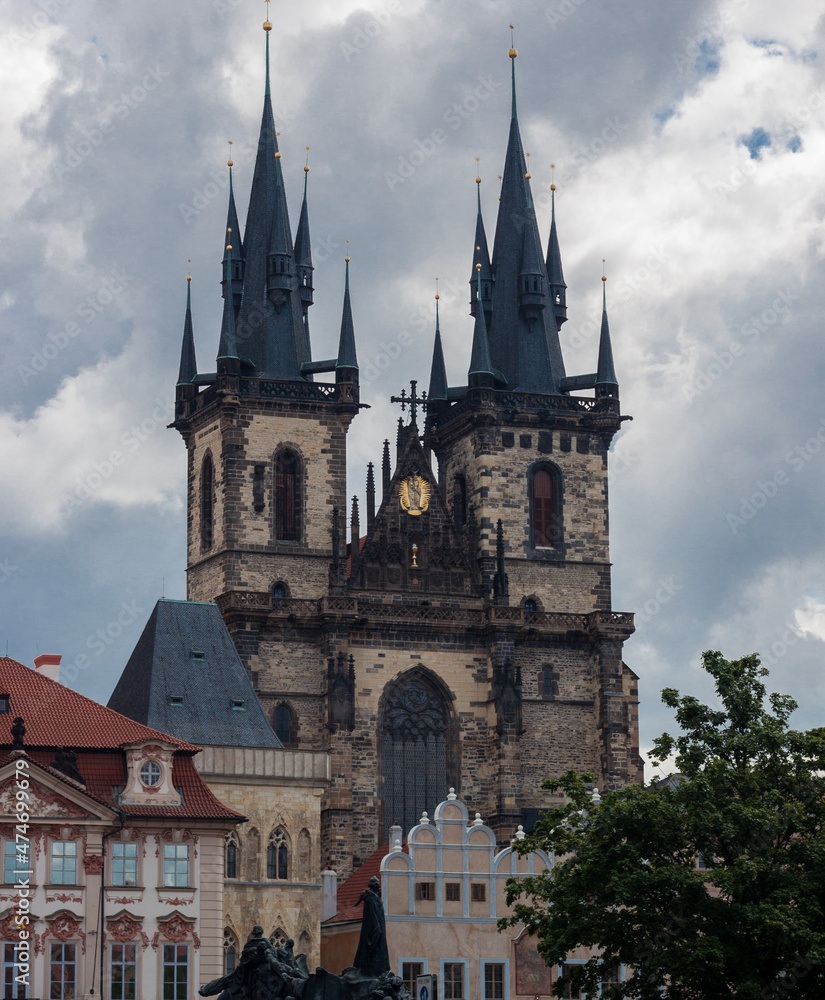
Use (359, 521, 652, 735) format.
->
(172, 20, 642, 879)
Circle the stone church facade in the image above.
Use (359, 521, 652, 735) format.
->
(172, 20, 642, 879)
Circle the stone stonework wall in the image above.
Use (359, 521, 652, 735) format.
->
(195, 747, 328, 972)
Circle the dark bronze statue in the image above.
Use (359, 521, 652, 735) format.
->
(199, 926, 309, 1000)
(353, 876, 390, 977)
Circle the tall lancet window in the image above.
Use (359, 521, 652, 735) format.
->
(201, 454, 215, 550)
(274, 449, 301, 542)
(531, 463, 562, 550)
(379, 671, 456, 838)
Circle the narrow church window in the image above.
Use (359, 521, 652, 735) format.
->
(275, 449, 301, 542)
(454, 474, 468, 528)
(524, 599, 537, 614)
(267, 829, 289, 880)
(224, 930, 238, 975)
(272, 582, 288, 607)
(531, 463, 562, 551)
(201, 454, 214, 549)
(543, 666, 558, 700)
(225, 833, 239, 879)
(274, 704, 294, 745)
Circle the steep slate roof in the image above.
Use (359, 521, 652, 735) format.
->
(108, 599, 282, 749)
(176, 279, 197, 386)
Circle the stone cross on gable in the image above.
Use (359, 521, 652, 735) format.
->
(390, 380, 428, 425)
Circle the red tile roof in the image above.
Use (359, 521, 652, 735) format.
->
(326, 841, 407, 924)
(0, 658, 242, 822)
(0, 657, 199, 751)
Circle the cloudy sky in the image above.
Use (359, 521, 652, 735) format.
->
(1, 0, 824, 772)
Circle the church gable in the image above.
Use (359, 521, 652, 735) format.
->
(351, 422, 478, 597)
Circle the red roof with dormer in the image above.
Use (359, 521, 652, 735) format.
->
(0, 657, 242, 821)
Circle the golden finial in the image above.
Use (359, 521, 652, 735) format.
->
(509, 24, 517, 59)
(476, 262, 482, 272)
(435, 277, 439, 302)
(345, 239, 351, 264)
(227, 139, 234, 168)
(602, 259, 607, 283)
(186, 259, 191, 282)
(525, 151, 531, 180)
(263, 0, 272, 32)
(475, 156, 481, 184)
(304, 146, 310, 173)
(550, 163, 556, 192)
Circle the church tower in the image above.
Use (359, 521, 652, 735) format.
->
(171, 22, 641, 880)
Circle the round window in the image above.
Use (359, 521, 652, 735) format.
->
(140, 761, 162, 787)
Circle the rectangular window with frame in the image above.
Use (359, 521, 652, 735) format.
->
(2, 941, 28, 998)
(444, 963, 464, 1000)
(470, 882, 486, 902)
(4, 841, 19, 884)
(484, 964, 504, 1000)
(111, 943, 137, 1000)
(416, 882, 435, 901)
(50, 941, 76, 999)
(445, 882, 460, 902)
(559, 964, 582, 1000)
(50, 841, 77, 885)
(402, 963, 423, 997)
(112, 842, 138, 887)
(163, 943, 188, 1000)
(163, 844, 189, 887)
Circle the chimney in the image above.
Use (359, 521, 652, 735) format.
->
(322, 867, 338, 923)
(34, 654, 61, 684)
(389, 821, 403, 854)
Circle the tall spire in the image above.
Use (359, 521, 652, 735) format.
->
(487, 38, 565, 393)
(428, 285, 448, 402)
(469, 166, 493, 321)
(217, 231, 240, 371)
(546, 173, 567, 328)
(595, 272, 618, 398)
(234, 15, 307, 379)
(222, 144, 244, 318)
(335, 252, 359, 382)
(177, 272, 197, 386)
(294, 147, 314, 320)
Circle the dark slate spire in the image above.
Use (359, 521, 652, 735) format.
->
(428, 294, 448, 402)
(518, 175, 547, 321)
(177, 276, 197, 386)
(294, 152, 314, 318)
(468, 267, 495, 387)
(382, 439, 391, 500)
(217, 233, 240, 372)
(487, 44, 565, 393)
(595, 277, 618, 398)
(366, 463, 376, 530)
(222, 149, 244, 319)
(546, 185, 567, 328)
(469, 176, 493, 322)
(235, 23, 307, 379)
(335, 256, 359, 382)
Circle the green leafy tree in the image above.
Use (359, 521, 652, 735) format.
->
(501, 651, 825, 999)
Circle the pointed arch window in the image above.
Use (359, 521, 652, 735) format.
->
(530, 463, 563, 551)
(542, 666, 558, 700)
(267, 829, 289, 880)
(225, 832, 239, 879)
(454, 474, 468, 529)
(274, 704, 294, 746)
(380, 671, 457, 839)
(224, 929, 238, 975)
(201, 454, 215, 549)
(275, 449, 301, 542)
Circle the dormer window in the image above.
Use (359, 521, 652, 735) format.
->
(140, 762, 162, 787)
(191, 650, 205, 661)
(231, 699, 246, 712)
(169, 695, 184, 707)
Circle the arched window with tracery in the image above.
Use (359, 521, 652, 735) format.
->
(530, 463, 563, 551)
(270, 929, 287, 951)
(201, 453, 215, 549)
(267, 829, 289, 880)
(274, 448, 301, 542)
(224, 929, 238, 975)
(380, 670, 456, 839)
(274, 704, 295, 747)
(225, 832, 239, 879)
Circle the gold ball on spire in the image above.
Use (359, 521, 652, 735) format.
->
(602, 275, 607, 283)
(476, 176, 481, 184)
(304, 165, 310, 173)
(228, 160, 234, 167)
(275, 151, 281, 159)
(263, 20, 272, 31)
(227, 244, 233, 251)
(550, 183, 556, 191)
(525, 172, 531, 179)
(509, 47, 518, 58)
(476, 263, 482, 272)
(186, 275, 191, 282)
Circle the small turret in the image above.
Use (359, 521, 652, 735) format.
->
(469, 174, 493, 323)
(221, 147, 244, 319)
(294, 149, 314, 315)
(217, 233, 240, 375)
(518, 212, 547, 321)
(176, 274, 198, 402)
(266, 168, 294, 313)
(382, 440, 391, 500)
(468, 264, 496, 388)
(366, 463, 376, 530)
(595, 275, 618, 399)
(335, 254, 359, 393)
(546, 182, 567, 328)
(427, 290, 448, 405)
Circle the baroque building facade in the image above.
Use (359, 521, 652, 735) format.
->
(172, 20, 642, 879)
